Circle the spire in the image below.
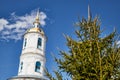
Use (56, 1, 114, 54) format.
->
(36, 9, 40, 20)
(34, 9, 40, 28)
(88, 5, 92, 21)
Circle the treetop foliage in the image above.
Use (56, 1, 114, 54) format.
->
(45, 13, 120, 80)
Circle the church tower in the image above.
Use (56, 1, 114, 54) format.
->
(8, 10, 46, 80)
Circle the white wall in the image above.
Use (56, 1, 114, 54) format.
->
(18, 31, 46, 78)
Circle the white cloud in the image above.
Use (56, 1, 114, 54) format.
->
(0, 9, 47, 41)
(0, 19, 9, 31)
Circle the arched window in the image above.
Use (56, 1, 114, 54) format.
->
(37, 38, 42, 48)
(24, 38, 27, 48)
(35, 61, 41, 72)
(20, 62, 23, 72)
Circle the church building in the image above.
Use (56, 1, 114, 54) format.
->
(8, 11, 47, 80)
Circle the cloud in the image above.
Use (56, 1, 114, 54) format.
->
(0, 19, 9, 31)
(0, 9, 47, 41)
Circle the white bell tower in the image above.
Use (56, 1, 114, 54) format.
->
(8, 10, 46, 80)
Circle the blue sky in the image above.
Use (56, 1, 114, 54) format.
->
(0, 0, 120, 80)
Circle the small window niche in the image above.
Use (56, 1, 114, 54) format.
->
(23, 38, 27, 48)
(37, 38, 42, 49)
(19, 62, 23, 72)
(35, 61, 41, 72)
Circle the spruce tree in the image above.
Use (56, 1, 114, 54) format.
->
(45, 9, 120, 80)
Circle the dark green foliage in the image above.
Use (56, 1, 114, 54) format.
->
(45, 16, 120, 80)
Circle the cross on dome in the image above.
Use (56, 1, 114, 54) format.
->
(26, 9, 45, 35)
(33, 9, 40, 28)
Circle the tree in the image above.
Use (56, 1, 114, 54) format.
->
(45, 10, 120, 80)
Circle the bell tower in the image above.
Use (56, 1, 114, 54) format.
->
(8, 10, 46, 80)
